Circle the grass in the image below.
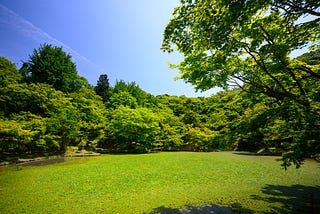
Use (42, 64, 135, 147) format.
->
(0, 152, 319, 213)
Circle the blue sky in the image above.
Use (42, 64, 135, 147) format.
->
(0, 0, 219, 97)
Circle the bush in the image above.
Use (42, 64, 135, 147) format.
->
(184, 127, 215, 152)
(107, 106, 160, 153)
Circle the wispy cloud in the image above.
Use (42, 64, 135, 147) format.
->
(0, 3, 104, 72)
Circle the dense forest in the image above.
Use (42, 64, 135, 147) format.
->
(0, 43, 319, 169)
(1, 0, 320, 169)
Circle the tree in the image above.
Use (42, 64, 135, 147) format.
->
(185, 127, 216, 152)
(156, 95, 187, 117)
(111, 80, 156, 107)
(107, 91, 138, 109)
(107, 106, 160, 153)
(162, 1, 319, 103)
(0, 82, 85, 115)
(21, 43, 88, 93)
(0, 82, 78, 155)
(296, 49, 320, 66)
(0, 83, 67, 117)
(205, 90, 247, 150)
(69, 87, 107, 150)
(95, 74, 110, 102)
(0, 57, 22, 87)
(270, 0, 320, 17)
(162, 0, 320, 168)
(46, 105, 80, 152)
(0, 117, 41, 156)
(0, 80, 85, 154)
(155, 108, 186, 151)
(0, 112, 62, 156)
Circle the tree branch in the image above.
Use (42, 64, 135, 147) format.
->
(297, 65, 320, 80)
(285, 1, 320, 17)
(259, 24, 306, 96)
(243, 45, 290, 95)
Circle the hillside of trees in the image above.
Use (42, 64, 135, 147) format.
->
(0, 42, 319, 168)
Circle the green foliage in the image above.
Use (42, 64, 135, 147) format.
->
(0, 56, 22, 87)
(204, 90, 247, 150)
(46, 106, 80, 151)
(162, 0, 320, 102)
(107, 106, 160, 153)
(185, 127, 216, 152)
(110, 80, 157, 107)
(162, 0, 320, 167)
(0, 119, 36, 154)
(0, 81, 81, 154)
(270, 0, 320, 17)
(107, 91, 138, 109)
(233, 91, 320, 169)
(156, 95, 187, 117)
(69, 87, 108, 150)
(2, 45, 320, 169)
(155, 108, 186, 151)
(181, 109, 201, 127)
(0, 114, 60, 156)
(0, 83, 68, 117)
(235, 103, 269, 151)
(21, 44, 88, 93)
(297, 49, 320, 65)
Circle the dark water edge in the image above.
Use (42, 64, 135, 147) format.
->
(0, 153, 102, 167)
(1, 156, 85, 167)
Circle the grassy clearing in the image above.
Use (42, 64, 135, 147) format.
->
(0, 152, 319, 213)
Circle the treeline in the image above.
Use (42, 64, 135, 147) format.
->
(1, 44, 319, 168)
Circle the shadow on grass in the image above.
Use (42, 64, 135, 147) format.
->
(148, 184, 320, 214)
(232, 151, 261, 156)
(147, 203, 254, 214)
(251, 184, 320, 214)
(232, 151, 282, 157)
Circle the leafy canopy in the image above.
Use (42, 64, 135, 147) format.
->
(21, 43, 88, 93)
(162, 0, 320, 168)
(0, 56, 22, 87)
(162, 0, 320, 105)
(107, 106, 160, 153)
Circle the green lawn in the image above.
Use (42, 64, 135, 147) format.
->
(0, 152, 319, 213)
